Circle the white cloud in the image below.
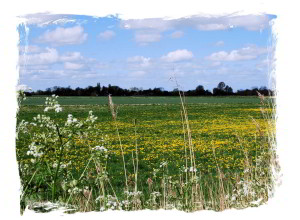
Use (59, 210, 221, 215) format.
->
(19, 47, 59, 65)
(226, 15, 270, 31)
(127, 56, 151, 67)
(121, 15, 271, 45)
(20, 64, 49, 71)
(36, 26, 87, 46)
(122, 14, 271, 45)
(98, 30, 116, 40)
(19, 48, 83, 66)
(121, 18, 172, 31)
(64, 62, 84, 70)
(121, 14, 271, 32)
(197, 23, 227, 31)
(52, 18, 77, 25)
(196, 15, 270, 31)
(161, 49, 193, 62)
(134, 31, 162, 44)
(60, 52, 83, 62)
(170, 31, 184, 38)
(206, 45, 268, 61)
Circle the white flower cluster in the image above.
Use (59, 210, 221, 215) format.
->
(33, 114, 56, 130)
(124, 191, 143, 197)
(17, 120, 39, 139)
(86, 111, 98, 123)
(184, 166, 197, 173)
(105, 195, 121, 210)
(66, 114, 77, 125)
(107, 201, 118, 209)
(52, 161, 72, 169)
(65, 114, 83, 128)
(44, 95, 62, 113)
(92, 145, 107, 152)
(68, 187, 82, 195)
(27, 142, 44, 158)
(121, 200, 130, 207)
(17, 120, 29, 136)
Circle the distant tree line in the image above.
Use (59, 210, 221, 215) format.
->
(25, 82, 274, 97)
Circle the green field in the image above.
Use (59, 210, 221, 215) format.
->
(16, 96, 277, 212)
(22, 95, 265, 105)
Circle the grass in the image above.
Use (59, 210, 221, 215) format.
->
(21, 96, 267, 105)
(16, 95, 279, 213)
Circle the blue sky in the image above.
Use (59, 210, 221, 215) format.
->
(18, 14, 276, 92)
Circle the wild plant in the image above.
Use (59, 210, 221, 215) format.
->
(17, 95, 106, 210)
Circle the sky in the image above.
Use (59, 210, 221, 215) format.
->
(18, 13, 276, 92)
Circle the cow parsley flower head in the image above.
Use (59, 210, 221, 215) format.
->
(27, 142, 44, 158)
(66, 114, 78, 125)
(86, 110, 98, 123)
(44, 95, 62, 113)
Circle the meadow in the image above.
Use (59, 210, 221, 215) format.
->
(16, 95, 278, 213)
(21, 95, 263, 105)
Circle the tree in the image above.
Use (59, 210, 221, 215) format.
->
(96, 83, 101, 95)
(213, 82, 233, 96)
(153, 87, 163, 96)
(195, 85, 205, 95)
(213, 88, 221, 96)
(224, 85, 233, 94)
(130, 87, 140, 92)
(217, 82, 226, 91)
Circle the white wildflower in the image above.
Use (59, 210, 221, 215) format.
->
(93, 145, 107, 152)
(27, 142, 44, 158)
(189, 166, 197, 172)
(160, 161, 168, 167)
